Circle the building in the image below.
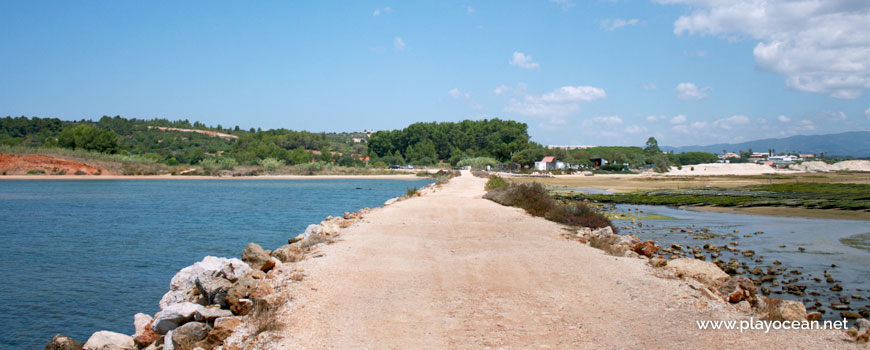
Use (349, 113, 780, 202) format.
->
(534, 156, 569, 171)
(546, 145, 595, 150)
(800, 154, 815, 159)
(589, 157, 609, 168)
(749, 152, 768, 163)
(769, 155, 798, 163)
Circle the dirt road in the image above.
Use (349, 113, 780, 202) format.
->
(262, 172, 853, 349)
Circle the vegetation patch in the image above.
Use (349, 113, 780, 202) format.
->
(565, 182, 870, 211)
(484, 181, 615, 231)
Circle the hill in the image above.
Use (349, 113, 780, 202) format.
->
(663, 131, 870, 158)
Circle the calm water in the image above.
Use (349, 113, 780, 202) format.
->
(614, 204, 870, 321)
(0, 179, 432, 350)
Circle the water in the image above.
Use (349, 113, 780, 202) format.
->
(0, 179, 432, 350)
(613, 204, 870, 321)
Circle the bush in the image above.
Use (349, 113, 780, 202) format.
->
(295, 161, 329, 175)
(484, 182, 614, 231)
(258, 157, 286, 172)
(485, 176, 509, 190)
(407, 186, 418, 196)
(457, 157, 498, 169)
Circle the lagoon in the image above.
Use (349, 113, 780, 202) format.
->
(0, 179, 432, 350)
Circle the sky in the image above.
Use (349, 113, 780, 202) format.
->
(1, 1, 869, 147)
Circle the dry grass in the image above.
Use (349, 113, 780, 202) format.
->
(250, 296, 286, 336)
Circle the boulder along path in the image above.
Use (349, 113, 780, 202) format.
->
(253, 171, 853, 349)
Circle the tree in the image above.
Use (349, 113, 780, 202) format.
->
(57, 124, 120, 153)
(644, 137, 661, 154)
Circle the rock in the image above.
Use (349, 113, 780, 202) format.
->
(226, 274, 273, 315)
(170, 322, 211, 350)
(719, 276, 757, 303)
(250, 270, 266, 279)
(830, 283, 843, 292)
(194, 317, 242, 350)
(760, 297, 807, 322)
(841, 312, 863, 319)
(667, 258, 730, 290)
(858, 329, 869, 343)
(152, 302, 206, 334)
(194, 307, 234, 323)
(590, 233, 637, 257)
(82, 331, 135, 350)
(631, 241, 659, 257)
(806, 312, 822, 321)
(241, 243, 275, 271)
(195, 276, 232, 307)
(272, 244, 305, 263)
(649, 257, 667, 268)
(856, 318, 870, 332)
(46, 334, 82, 350)
(591, 226, 614, 237)
(735, 300, 752, 313)
(133, 313, 160, 348)
(160, 257, 252, 309)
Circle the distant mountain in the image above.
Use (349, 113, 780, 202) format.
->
(663, 131, 870, 158)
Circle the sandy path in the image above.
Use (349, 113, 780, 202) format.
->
(266, 172, 854, 349)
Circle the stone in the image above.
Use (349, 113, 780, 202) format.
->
(170, 322, 211, 350)
(46, 334, 83, 350)
(272, 244, 305, 263)
(760, 297, 807, 322)
(133, 313, 160, 348)
(631, 241, 659, 258)
(649, 257, 667, 268)
(226, 274, 272, 315)
(194, 317, 243, 350)
(591, 226, 614, 237)
(82, 331, 135, 350)
(667, 258, 730, 290)
(735, 300, 752, 313)
(250, 270, 266, 279)
(858, 329, 869, 343)
(152, 302, 206, 334)
(160, 257, 252, 309)
(856, 318, 870, 332)
(195, 276, 232, 307)
(320, 218, 341, 236)
(194, 307, 234, 323)
(841, 312, 863, 319)
(831, 283, 843, 292)
(806, 312, 822, 321)
(719, 276, 757, 303)
(241, 243, 275, 271)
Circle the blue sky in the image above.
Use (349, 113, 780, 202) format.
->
(1, 1, 868, 147)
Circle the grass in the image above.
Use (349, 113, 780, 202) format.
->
(485, 176, 508, 190)
(564, 182, 870, 211)
(484, 181, 615, 231)
(250, 297, 285, 336)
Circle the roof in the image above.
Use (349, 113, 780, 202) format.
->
(540, 156, 556, 163)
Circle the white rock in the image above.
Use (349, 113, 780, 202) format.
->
(151, 302, 206, 334)
(160, 256, 252, 309)
(83, 331, 135, 350)
(194, 307, 234, 322)
(164, 330, 175, 350)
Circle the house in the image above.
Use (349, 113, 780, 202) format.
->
(718, 152, 739, 160)
(800, 154, 815, 159)
(749, 152, 768, 163)
(547, 145, 595, 150)
(769, 155, 798, 163)
(534, 156, 556, 171)
(589, 157, 609, 168)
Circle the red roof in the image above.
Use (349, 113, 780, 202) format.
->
(541, 156, 555, 163)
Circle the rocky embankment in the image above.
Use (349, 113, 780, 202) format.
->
(45, 210, 373, 350)
(45, 182, 441, 350)
(572, 226, 870, 343)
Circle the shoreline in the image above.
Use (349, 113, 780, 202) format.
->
(0, 174, 424, 180)
(684, 205, 870, 221)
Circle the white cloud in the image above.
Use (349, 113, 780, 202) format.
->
(799, 119, 816, 130)
(372, 6, 392, 16)
(642, 82, 659, 91)
(646, 114, 665, 122)
(676, 82, 711, 100)
(551, 0, 575, 11)
(466, 6, 475, 14)
(670, 114, 687, 124)
(672, 125, 689, 133)
(777, 115, 791, 122)
(539, 86, 606, 103)
(657, 0, 870, 99)
(626, 125, 648, 134)
(713, 115, 750, 130)
(601, 18, 641, 31)
(865, 107, 870, 118)
(448, 88, 471, 100)
(493, 84, 509, 95)
(509, 51, 540, 70)
(691, 121, 708, 128)
(504, 85, 606, 122)
(592, 115, 623, 125)
(393, 37, 405, 51)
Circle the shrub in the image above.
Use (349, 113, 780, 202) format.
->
(295, 161, 329, 175)
(407, 186, 418, 196)
(457, 157, 498, 169)
(485, 176, 508, 190)
(258, 157, 286, 172)
(484, 182, 614, 231)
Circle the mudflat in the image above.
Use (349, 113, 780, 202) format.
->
(250, 172, 854, 349)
